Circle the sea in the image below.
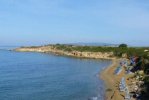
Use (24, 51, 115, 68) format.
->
(0, 47, 111, 100)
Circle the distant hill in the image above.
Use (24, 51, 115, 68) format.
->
(66, 42, 119, 47)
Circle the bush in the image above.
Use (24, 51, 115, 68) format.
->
(119, 44, 127, 48)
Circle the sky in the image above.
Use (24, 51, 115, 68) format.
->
(0, 0, 149, 46)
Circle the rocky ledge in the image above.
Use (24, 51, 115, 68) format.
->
(15, 45, 115, 60)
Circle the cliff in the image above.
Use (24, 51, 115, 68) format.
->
(15, 45, 115, 59)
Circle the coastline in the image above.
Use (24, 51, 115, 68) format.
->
(11, 45, 149, 100)
(100, 59, 117, 100)
(14, 46, 115, 60)
(15, 46, 123, 99)
(100, 59, 123, 100)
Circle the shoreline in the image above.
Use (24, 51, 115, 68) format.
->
(15, 46, 122, 99)
(14, 46, 149, 100)
(14, 46, 115, 60)
(100, 59, 123, 100)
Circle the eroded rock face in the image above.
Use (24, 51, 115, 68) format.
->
(15, 46, 115, 59)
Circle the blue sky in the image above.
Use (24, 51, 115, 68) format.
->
(0, 0, 149, 46)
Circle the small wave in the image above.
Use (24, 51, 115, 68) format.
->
(88, 96, 98, 100)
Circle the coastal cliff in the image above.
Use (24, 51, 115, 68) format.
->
(15, 45, 115, 59)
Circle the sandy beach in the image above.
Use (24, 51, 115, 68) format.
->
(100, 59, 127, 100)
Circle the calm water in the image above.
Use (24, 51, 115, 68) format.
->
(0, 49, 111, 100)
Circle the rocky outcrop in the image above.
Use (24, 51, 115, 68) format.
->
(15, 46, 115, 59)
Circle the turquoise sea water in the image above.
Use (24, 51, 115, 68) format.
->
(0, 49, 111, 100)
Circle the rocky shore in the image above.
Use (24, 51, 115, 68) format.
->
(15, 45, 149, 100)
(15, 45, 115, 60)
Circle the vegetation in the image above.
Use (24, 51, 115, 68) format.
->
(52, 44, 149, 59)
(119, 44, 128, 48)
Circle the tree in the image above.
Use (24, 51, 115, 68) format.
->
(119, 44, 127, 48)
